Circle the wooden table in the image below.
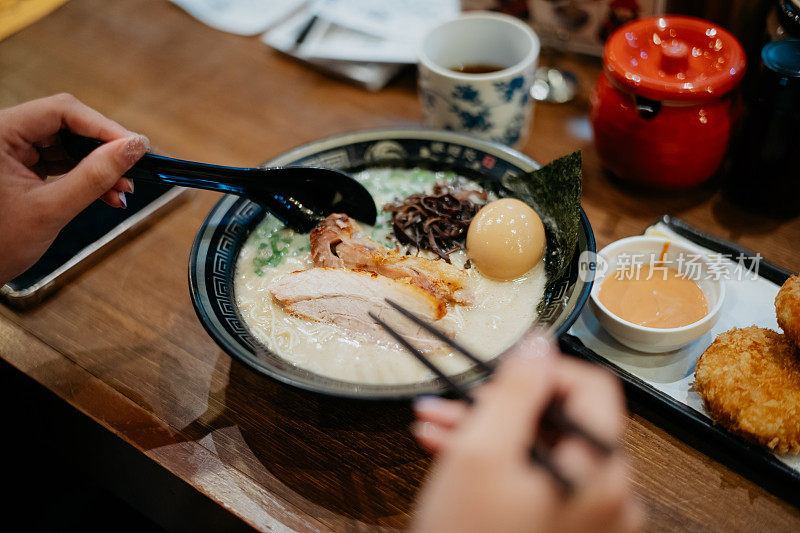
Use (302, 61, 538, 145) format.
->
(1, 1, 799, 531)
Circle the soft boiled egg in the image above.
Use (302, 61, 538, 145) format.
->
(466, 198, 546, 280)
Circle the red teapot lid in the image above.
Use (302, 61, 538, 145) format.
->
(604, 15, 746, 101)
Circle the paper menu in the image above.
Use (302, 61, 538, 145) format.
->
(297, 0, 460, 64)
(262, 8, 404, 91)
(296, 17, 416, 63)
(310, 0, 460, 43)
(169, 0, 305, 36)
(171, 0, 458, 89)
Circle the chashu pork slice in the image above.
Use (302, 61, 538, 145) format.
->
(310, 213, 473, 304)
(269, 267, 453, 351)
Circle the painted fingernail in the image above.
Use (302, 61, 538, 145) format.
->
(122, 135, 149, 166)
(413, 395, 446, 413)
(118, 191, 127, 208)
(123, 178, 134, 194)
(410, 421, 437, 439)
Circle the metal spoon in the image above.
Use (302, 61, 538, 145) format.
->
(61, 132, 377, 233)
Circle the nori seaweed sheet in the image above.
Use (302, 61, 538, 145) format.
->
(499, 151, 582, 286)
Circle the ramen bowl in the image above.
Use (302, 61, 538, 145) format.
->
(189, 129, 595, 399)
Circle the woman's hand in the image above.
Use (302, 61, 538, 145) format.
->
(410, 334, 643, 533)
(0, 94, 149, 284)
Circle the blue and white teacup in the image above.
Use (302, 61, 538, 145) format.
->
(418, 12, 540, 148)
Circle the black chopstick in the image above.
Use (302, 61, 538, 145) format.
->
(530, 445, 573, 494)
(385, 299, 496, 375)
(544, 400, 614, 457)
(368, 311, 474, 403)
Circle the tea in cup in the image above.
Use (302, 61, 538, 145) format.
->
(418, 12, 540, 148)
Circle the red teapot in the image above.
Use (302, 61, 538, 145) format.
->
(590, 16, 746, 189)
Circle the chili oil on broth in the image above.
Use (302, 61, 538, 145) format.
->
(234, 168, 548, 385)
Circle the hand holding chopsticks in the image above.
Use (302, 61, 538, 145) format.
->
(388, 313, 643, 533)
(371, 300, 622, 496)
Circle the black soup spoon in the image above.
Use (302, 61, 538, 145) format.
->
(61, 132, 377, 233)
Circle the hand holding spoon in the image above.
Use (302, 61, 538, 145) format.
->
(61, 132, 377, 232)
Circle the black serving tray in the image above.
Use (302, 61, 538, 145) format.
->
(560, 215, 800, 506)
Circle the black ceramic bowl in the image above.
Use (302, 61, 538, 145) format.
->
(189, 129, 595, 399)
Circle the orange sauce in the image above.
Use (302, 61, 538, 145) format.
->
(599, 266, 708, 329)
(659, 242, 669, 262)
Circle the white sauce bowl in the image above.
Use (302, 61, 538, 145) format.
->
(589, 236, 725, 353)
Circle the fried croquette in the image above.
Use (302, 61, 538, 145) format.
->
(694, 326, 800, 454)
(776, 275, 800, 349)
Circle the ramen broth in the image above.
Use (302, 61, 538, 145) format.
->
(234, 168, 547, 385)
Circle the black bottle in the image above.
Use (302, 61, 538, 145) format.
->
(727, 39, 800, 217)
